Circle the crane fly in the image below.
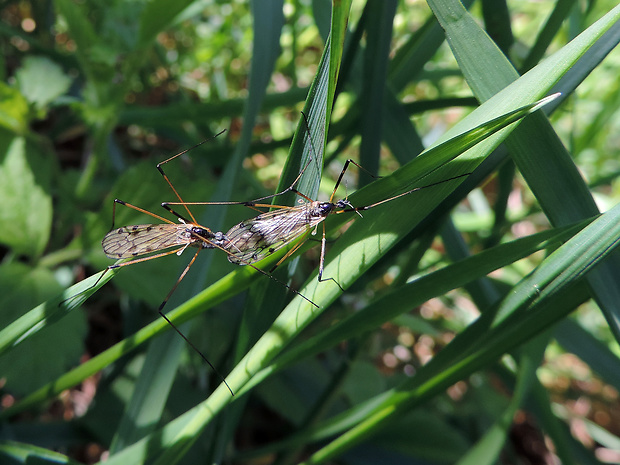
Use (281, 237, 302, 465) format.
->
(72, 140, 238, 394)
(164, 160, 470, 291)
(70, 129, 315, 396)
(94, 131, 328, 394)
(160, 112, 470, 291)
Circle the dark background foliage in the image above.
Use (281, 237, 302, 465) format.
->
(1, 1, 619, 464)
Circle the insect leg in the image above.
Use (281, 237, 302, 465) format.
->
(268, 238, 309, 274)
(111, 198, 187, 226)
(155, 130, 227, 224)
(317, 222, 344, 291)
(154, 247, 234, 396)
(59, 247, 187, 308)
(243, 259, 319, 309)
(328, 159, 381, 202)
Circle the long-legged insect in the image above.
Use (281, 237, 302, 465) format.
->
(100, 200, 237, 391)
(75, 130, 301, 395)
(164, 160, 470, 291)
(96, 132, 329, 391)
(102, 199, 319, 309)
(160, 113, 470, 291)
(99, 130, 318, 312)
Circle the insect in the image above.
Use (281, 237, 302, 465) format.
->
(94, 166, 239, 394)
(159, 114, 470, 290)
(164, 159, 470, 291)
(100, 199, 316, 308)
(100, 200, 229, 301)
(93, 132, 231, 302)
(70, 131, 308, 395)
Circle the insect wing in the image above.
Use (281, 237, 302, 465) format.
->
(102, 224, 192, 259)
(225, 206, 321, 265)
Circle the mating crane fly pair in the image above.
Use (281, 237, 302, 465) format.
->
(95, 126, 468, 395)
(103, 142, 465, 305)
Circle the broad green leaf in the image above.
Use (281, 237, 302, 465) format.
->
(15, 56, 72, 111)
(0, 83, 29, 133)
(0, 130, 53, 257)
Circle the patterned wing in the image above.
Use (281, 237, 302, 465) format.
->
(102, 224, 191, 259)
(224, 205, 322, 265)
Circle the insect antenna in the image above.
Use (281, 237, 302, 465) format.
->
(341, 172, 473, 213)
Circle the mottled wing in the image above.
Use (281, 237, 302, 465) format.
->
(224, 206, 322, 265)
(102, 224, 190, 259)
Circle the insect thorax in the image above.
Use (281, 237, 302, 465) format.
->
(186, 226, 228, 249)
(314, 201, 337, 217)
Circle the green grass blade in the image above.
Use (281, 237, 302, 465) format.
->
(456, 335, 548, 465)
(0, 264, 264, 419)
(107, 329, 188, 454)
(430, 1, 620, 339)
(0, 440, 83, 465)
(303, 199, 620, 464)
(530, 380, 599, 465)
(137, 0, 195, 49)
(358, 0, 397, 182)
(0, 270, 114, 358)
(555, 319, 620, 391)
(521, 0, 577, 73)
(240, 221, 589, 394)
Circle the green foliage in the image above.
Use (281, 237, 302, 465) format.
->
(1, 1, 620, 464)
(0, 130, 53, 256)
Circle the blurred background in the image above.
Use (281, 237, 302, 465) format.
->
(1, 1, 619, 464)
